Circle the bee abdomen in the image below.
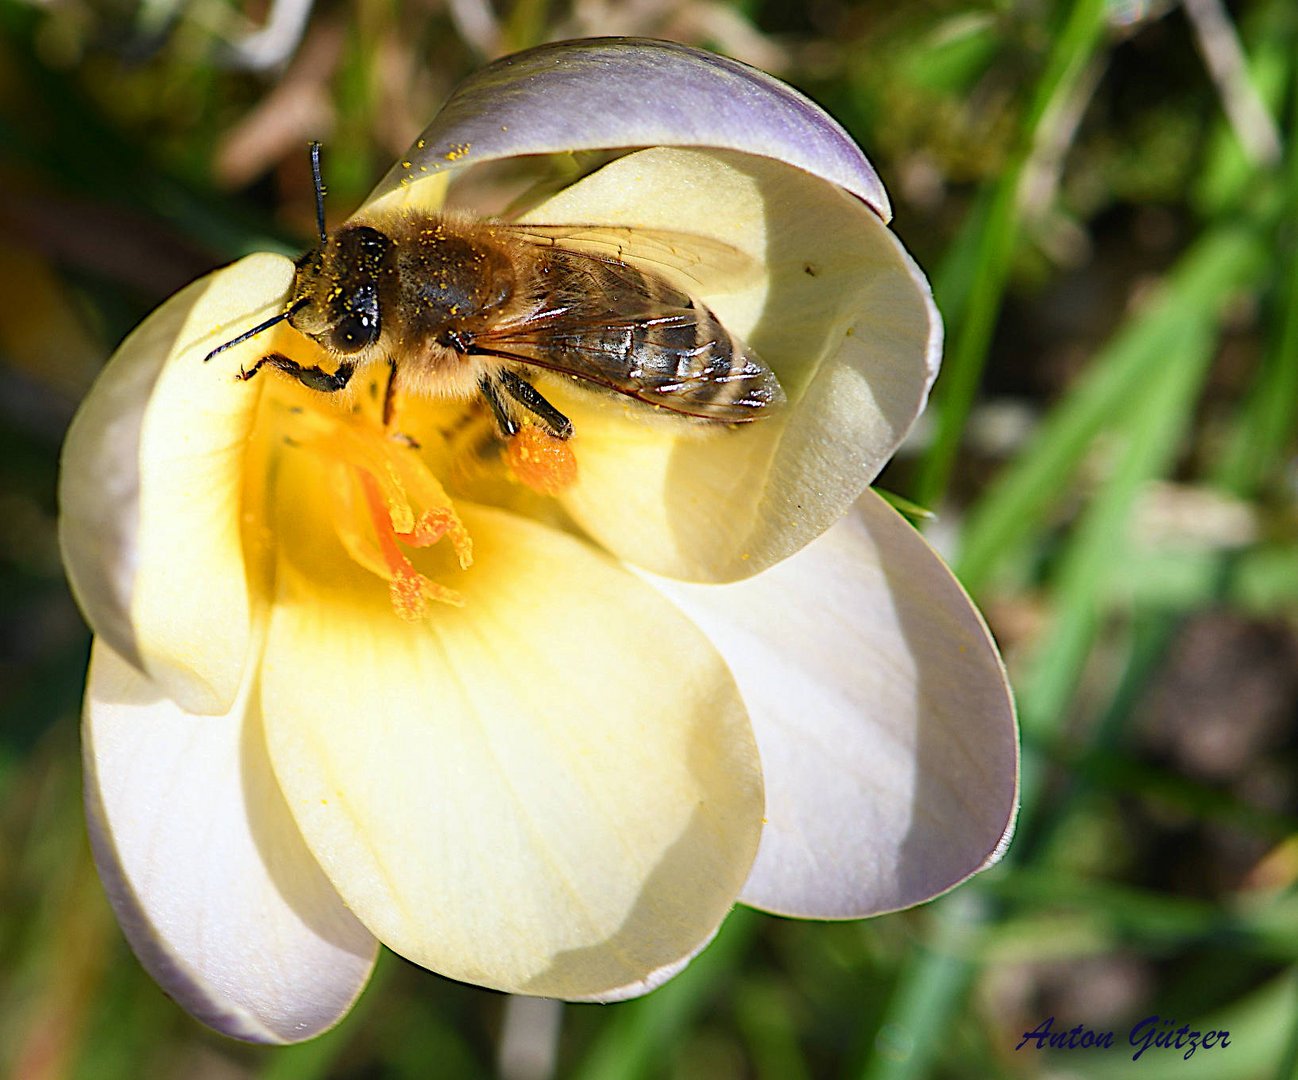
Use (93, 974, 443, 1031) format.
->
(549, 256, 784, 421)
(647, 298, 783, 419)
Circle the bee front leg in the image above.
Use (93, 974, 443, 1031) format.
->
(238, 352, 357, 394)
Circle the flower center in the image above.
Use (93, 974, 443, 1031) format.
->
(256, 375, 577, 621)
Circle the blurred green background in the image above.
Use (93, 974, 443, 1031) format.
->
(2, 0, 1297, 1076)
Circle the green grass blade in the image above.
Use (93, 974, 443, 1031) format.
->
(569, 909, 756, 1080)
(912, 0, 1110, 507)
(956, 220, 1270, 593)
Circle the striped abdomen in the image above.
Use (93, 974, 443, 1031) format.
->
(469, 246, 784, 422)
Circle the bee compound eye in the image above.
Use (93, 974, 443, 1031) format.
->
(329, 280, 382, 353)
(331, 311, 378, 352)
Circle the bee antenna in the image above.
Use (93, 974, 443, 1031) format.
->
(202, 298, 307, 363)
(310, 141, 328, 245)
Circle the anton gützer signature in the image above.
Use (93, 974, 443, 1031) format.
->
(1016, 1015, 1231, 1061)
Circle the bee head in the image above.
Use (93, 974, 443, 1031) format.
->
(290, 224, 394, 354)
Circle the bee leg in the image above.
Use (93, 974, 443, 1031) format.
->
(238, 352, 356, 394)
(478, 375, 520, 438)
(498, 370, 574, 440)
(378, 358, 422, 448)
(381, 356, 399, 428)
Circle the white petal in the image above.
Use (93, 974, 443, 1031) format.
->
(60, 254, 295, 713)
(643, 492, 1018, 917)
(83, 640, 377, 1043)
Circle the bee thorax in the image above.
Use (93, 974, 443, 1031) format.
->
(395, 224, 519, 337)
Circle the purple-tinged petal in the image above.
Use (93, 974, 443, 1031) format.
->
(367, 37, 890, 220)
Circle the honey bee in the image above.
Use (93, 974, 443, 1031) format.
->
(206, 144, 784, 441)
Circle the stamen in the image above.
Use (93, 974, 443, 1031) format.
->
(265, 379, 475, 619)
(397, 507, 473, 570)
(285, 404, 419, 530)
(381, 462, 416, 534)
(358, 469, 464, 618)
(506, 424, 578, 495)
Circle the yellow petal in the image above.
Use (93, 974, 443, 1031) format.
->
(60, 254, 295, 713)
(519, 147, 940, 582)
(258, 474, 763, 997)
(572, 925, 717, 1003)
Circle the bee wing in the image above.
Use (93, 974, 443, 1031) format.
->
(502, 223, 761, 291)
(472, 255, 783, 423)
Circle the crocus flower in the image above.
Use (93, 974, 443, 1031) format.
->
(59, 38, 1017, 1043)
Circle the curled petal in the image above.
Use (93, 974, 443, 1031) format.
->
(644, 492, 1018, 918)
(571, 925, 718, 1003)
(366, 37, 889, 220)
(258, 474, 763, 998)
(60, 254, 295, 713)
(83, 641, 378, 1043)
(522, 147, 940, 581)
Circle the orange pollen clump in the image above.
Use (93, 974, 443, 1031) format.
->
(357, 470, 465, 619)
(506, 424, 579, 495)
